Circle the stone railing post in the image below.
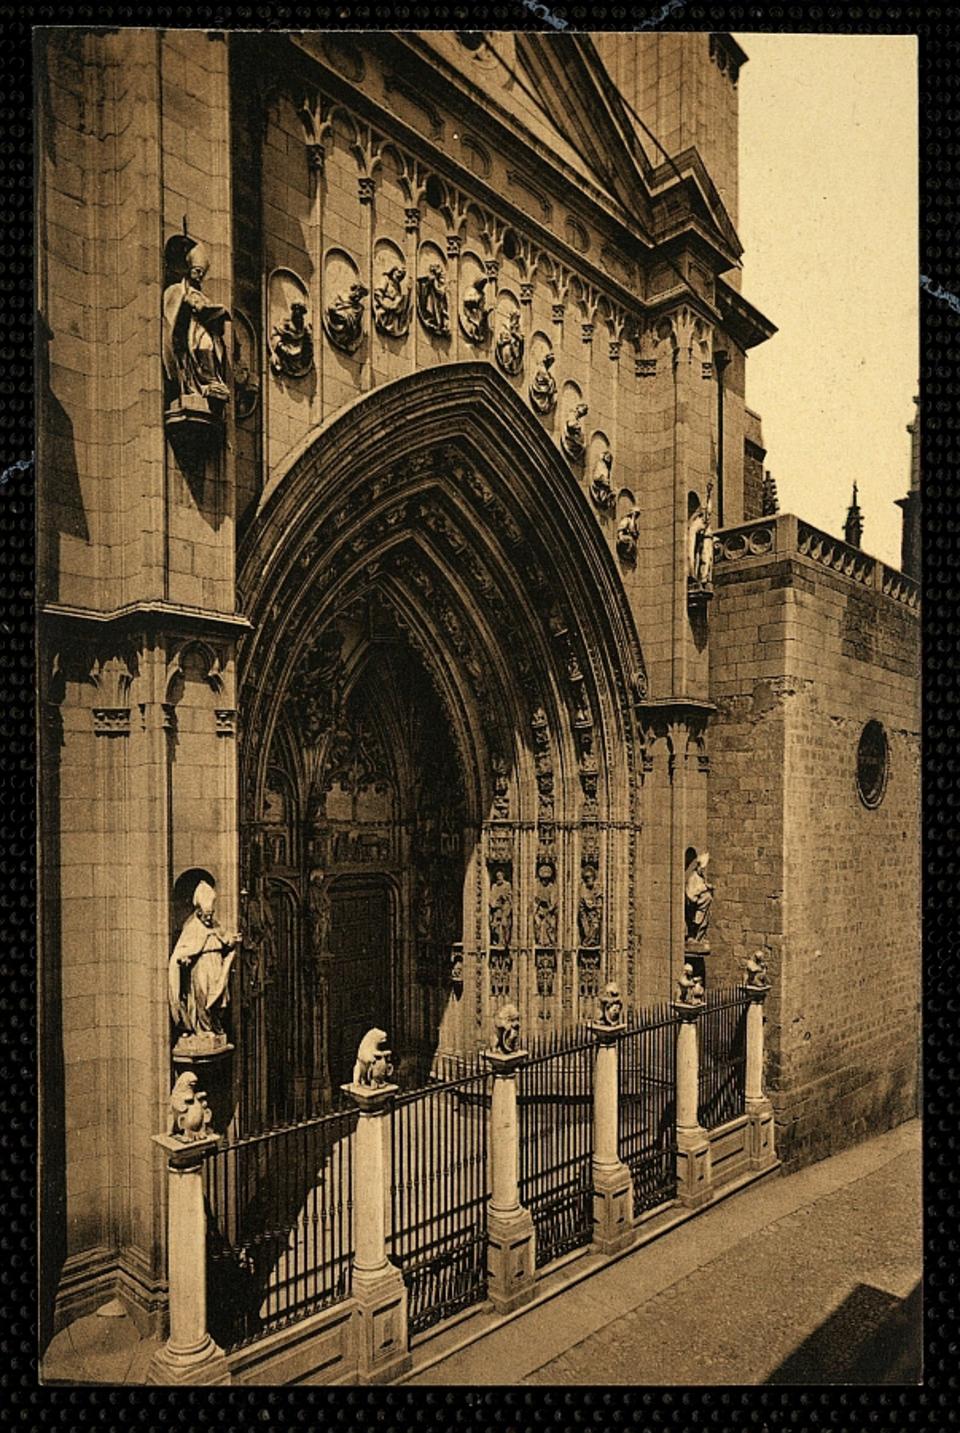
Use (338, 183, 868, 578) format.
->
(673, 1000, 712, 1208)
(744, 979, 777, 1170)
(343, 1055, 410, 1385)
(590, 1008, 634, 1253)
(146, 1133, 230, 1386)
(483, 1005, 536, 1314)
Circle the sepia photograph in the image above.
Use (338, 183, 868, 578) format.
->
(36, 25, 921, 1388)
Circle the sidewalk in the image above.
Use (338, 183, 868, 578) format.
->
(404, 1119, 922, 1386)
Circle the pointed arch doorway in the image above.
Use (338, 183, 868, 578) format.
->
(236, 364, 649, 1135)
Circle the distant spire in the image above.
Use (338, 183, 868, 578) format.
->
(844, 482, 863, 549)
(896, 391, 921, 578)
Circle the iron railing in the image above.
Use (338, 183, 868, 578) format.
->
(204, 1106, 355, 1352)
(618, 1002, 678, 1216)
(389, 1061, 491, 1339)
(518, 1024, 595, 1269)
(697, 986, 749, 1130)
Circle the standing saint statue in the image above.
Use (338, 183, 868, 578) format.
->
(168, 881, 241, 1051)
(533, 859, 558, 947)
(687, 481, 716, 585)
(684, 851, 714, 944)
(577, 863, 603, 948)
(162, 236, 231, 415)
(489, 867, 514, 948)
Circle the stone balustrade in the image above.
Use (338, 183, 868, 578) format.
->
(713, 513, 919, 611)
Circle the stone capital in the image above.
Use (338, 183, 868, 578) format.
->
(341, 1081, 398, 1114)
(671, 999, 705, 1023)
(484, 1048, 528, 1076)
(151, 1131, 220, 1170)
(743, 982, 771, 1004)
(590, 1020, 625, 1046)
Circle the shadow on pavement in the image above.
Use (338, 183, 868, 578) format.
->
(765, 1280, 922, 1385)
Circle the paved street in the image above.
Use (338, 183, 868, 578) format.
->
(407, 1119, 922, 1386)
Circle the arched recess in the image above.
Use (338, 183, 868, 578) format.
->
(236, 363, 649, 1132)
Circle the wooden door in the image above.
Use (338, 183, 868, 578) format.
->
(327, 881, 393, 1091)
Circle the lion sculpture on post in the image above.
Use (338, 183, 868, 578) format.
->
(353, 1028, 393, 1089)
(169, 1071, 214, 1142)
(493, 1002, 521, 1056)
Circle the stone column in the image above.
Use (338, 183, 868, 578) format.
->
(146, 1134, 230, 1386)
(673, 1001, 712, 1208)
(343, 1080, 410, 1384)
(484, 1043, 536, 1313)
(744, 984, 777, 1170)
(590, 1022, 635, 1253)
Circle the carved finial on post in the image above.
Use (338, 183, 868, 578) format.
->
(169, 1072, 214, 1141)
(493, 1002, 521, 1056)
(676, 962, 705, 1007)
(598, 981, 624, 1028)
(351, 1028, 394, 1089)
(742, 949, 771, 992)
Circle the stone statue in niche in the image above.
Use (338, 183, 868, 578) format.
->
(323, 281, 369, 354)
(231, 321, 260, 419)
(599, 982, 623, 1027)
(495, 311, 525, 376)
(352, 1028, 393, 1088)
(489, 867, 513, 948)
(676, 962, 705, 1006)
(562, 401, 589, 460)
(168, 880, 241, 1054)
(577, 862, 603, 948)
(684, 851, 714, 945)
(494, 1002, 521, 1055)
(162, 233, 231, 422)
(269, 301, 315, 379)
(529, 352, 557, 415)
(687, 480, 716, 586)
(590, 449, 615, 510)
(372, 264, 412, 338)
(533, 857, 558, 947)
(307, 868, 331, 963)
(169, 1071, 214, 1141)
(417, 263, 450, 336)
(460, 274, 491, 343)
(617, 508, 641, 563)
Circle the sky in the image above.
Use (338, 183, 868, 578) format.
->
(735, 34, 918, 568)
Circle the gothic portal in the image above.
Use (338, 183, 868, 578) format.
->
(235, 366, 648, 1128)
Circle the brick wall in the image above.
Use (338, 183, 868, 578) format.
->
(708, 519, 920, 1170)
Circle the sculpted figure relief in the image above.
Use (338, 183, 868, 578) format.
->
(578, 863, 603, 948)
(489, 867, 514, 948)
(168, 881, 241, 1051)
(162, 236, 230, 415)
(417, 263, 450, 336)
(372, 264, 412, 338)
(529, 352, 558, 415)
(685, 851, 714, 944)
(460, 274, 491, 343)
(677, 962, 705, 1006)
(599, 981, 624, 1027)
(269, 300, 314, 379)
(590, 449, 614, 509)
(323, 282, 369, 354)
(495, 310, 525, 376)
(617, 507, 641, 562)
(562, 401, 589, 460)
(743, 950, 771, 990)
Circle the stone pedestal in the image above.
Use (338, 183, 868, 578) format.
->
(146, 1134, 231, 1386)
(590, 1022, 635, 1254)
(342, 1081, 411, 1384)
(484, 1048, 536, 1314)
(673, 1002, 712, 1209)
(744, 986, 777, 1170)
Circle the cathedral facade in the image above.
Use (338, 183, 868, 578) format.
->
(37, 29, 920, 1343)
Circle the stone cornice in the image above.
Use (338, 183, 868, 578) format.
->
(716, 280, 778, 351)
(40, 600, 253, 637)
